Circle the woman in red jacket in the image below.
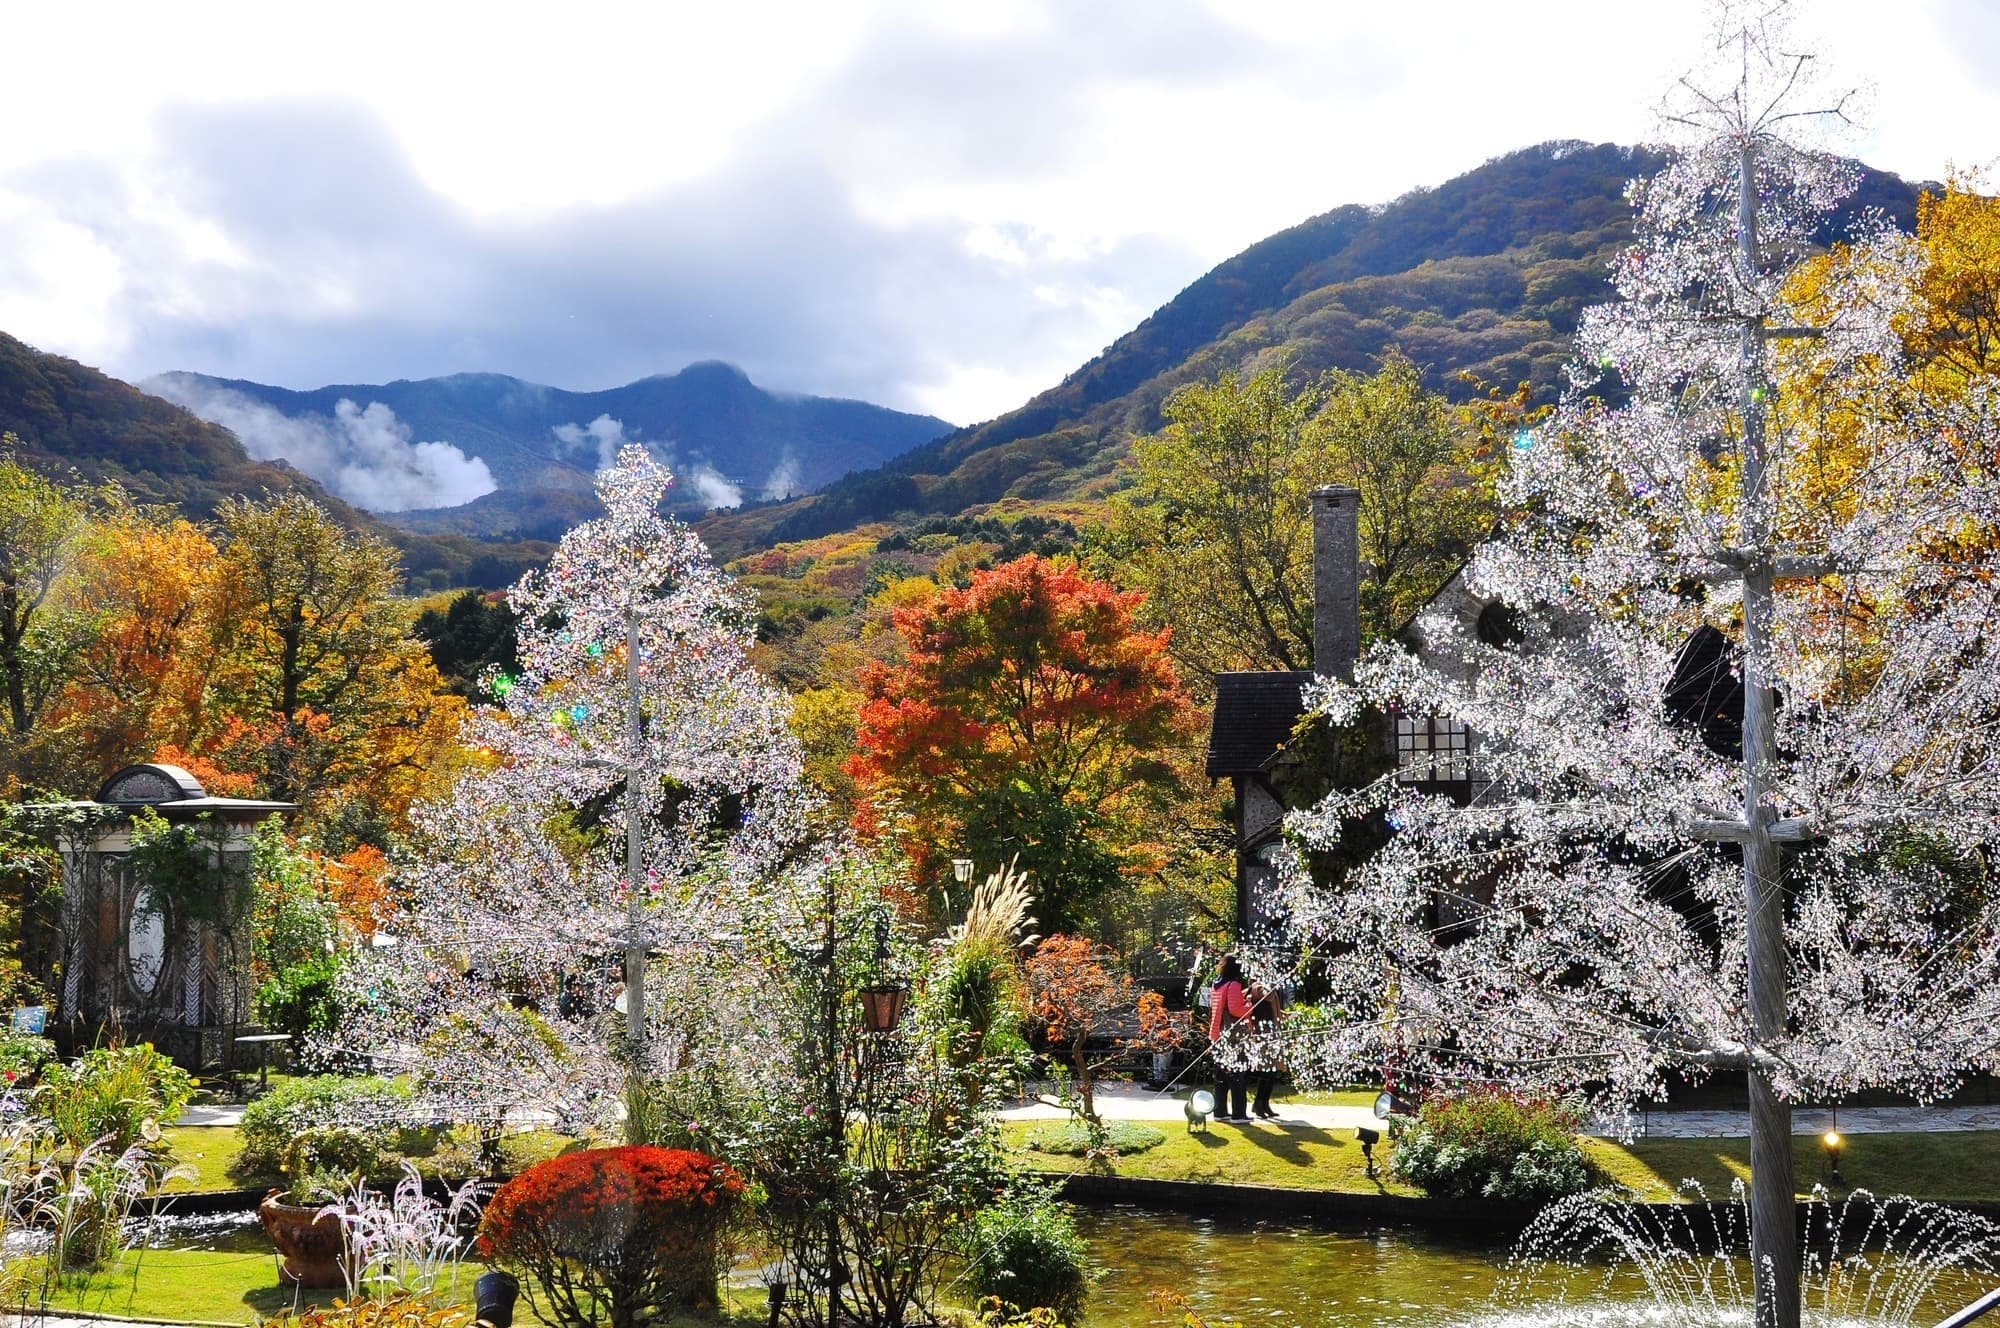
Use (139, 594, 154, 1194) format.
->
(1208, 954, 1252, 1121)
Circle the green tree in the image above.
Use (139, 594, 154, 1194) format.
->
(204, 492, 464, 822)
(211, 493, 403, 726)
(1116, 354, 1491, 682)
(1319, 351, 1492, 634)
(0, 444, 91, 766)
(413, 589, 519, 701)
(1116, 362, 1327, 679)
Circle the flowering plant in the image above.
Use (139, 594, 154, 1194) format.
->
(478, 1146, 742, 1328)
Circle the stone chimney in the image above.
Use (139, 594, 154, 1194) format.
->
(1311, 485, 1361, 679)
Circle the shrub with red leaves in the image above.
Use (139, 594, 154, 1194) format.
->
(478, 1146, 744, 1328)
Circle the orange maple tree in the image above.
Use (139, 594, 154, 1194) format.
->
(845, 554, 1193, 930)
(1025, 933, 1180, 1122)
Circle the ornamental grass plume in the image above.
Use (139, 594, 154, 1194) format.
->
(951, 860, 1038, 953)
(477, 1145, 743, 1328)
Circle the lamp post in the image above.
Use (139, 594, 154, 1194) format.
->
(1822, 1131, 1845, 1185)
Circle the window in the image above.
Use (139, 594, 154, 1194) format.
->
(1396, 715, 1470, 784)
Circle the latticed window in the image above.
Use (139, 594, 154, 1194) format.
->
(1396, 715, 1470, 783)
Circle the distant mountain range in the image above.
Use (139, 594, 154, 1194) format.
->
(145, 362, 954, 541)
(0, 331, 552, 591)
(698, 140, 1928, 559)
(0, 139, 1937, 593)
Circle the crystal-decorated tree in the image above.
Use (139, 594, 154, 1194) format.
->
(342, 445, 813, 1142)
(1275, 9, 2000, 1327)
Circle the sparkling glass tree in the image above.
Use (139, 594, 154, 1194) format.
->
(1276, 9, 2000, 1326)
(342, 445, 812, 1142)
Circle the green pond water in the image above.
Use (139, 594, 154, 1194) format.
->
(1071, 1206, 1516, 1328)
(147, 1204, 2000, 1328)
(1067, 1205, 2000, 1328)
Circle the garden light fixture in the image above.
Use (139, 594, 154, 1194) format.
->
(474, 1270, 520, 1328)
(1822, 1130, 1845, 1184)
(859, 982, 908, 1034)
(859, 910, 909, 1034)
(1357, 1125, 1381, 1179)
(952, 857, 974, 884)
(1185, 1089, 1214, 1133)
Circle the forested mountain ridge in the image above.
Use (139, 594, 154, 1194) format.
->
(701, 141, 1925, 559)
(151, 359, 955, 541)
(0, 332, 551, 590)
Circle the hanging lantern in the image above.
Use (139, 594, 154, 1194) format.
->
(858, 983, 908, 1034)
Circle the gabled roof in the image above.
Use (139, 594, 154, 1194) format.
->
(1663, 625, 1746, 759)
(1205, 671, 1314, 778)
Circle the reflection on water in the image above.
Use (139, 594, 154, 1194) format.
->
(1074, 1205, 1514, 1328)
(1071, 1204, 2000, 1328)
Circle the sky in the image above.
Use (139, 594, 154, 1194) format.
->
(4, 0, 2000, 432)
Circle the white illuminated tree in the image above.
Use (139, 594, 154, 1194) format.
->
(342, 445, 814, 1141)
(1276, 8, 2000, 1326)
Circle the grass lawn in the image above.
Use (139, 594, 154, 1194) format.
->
(1589, 1130, 2000, 1202)
(1004, 1120, 2000, 1204)
(1003, 1118, 1422, 1195)
(29, 1251, 768, 1325)
(157, 1125, 579, 1194)
(162, 1125, 271, 1192)
(27, 1248, 483, 1322)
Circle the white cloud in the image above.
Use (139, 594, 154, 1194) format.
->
(145, 376, 496, 511)
(4, 2, 1999, 426)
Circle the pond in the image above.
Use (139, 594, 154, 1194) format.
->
(1071, 1205, 1514, 1328)
(1068, 1205, 2000, 1328)
(129, 1201, 2000, 1328)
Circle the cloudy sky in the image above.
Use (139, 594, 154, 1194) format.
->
(5, 0, 1999, 428)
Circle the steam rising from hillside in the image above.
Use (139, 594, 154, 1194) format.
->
(762, 452, 803, 502)
(550, 414, 744, 509)
(145, 375, 496, 512)
(551, 414, 627, 471)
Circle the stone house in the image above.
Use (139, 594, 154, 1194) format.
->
(32, 763, 292, 1066)
(1204, 487, 1523, 937)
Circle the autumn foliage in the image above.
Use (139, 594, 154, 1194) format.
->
(1024, 934, 1180, 1122)
(847, 555, 1193, 930)
(478, 1146, 744, 1328)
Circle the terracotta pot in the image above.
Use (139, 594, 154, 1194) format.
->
(257, 1189, 349, 1288)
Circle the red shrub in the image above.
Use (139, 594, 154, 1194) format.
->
(478, 1146, 743, 1328)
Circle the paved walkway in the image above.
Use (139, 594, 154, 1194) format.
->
(995, 1083, 2000, 1138)
(180, 1085, 2000, 1138)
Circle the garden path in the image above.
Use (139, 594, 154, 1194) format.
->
(995, 1084, 2000, 1138)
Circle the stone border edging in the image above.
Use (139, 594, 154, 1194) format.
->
(5, 1307, 240, 1328)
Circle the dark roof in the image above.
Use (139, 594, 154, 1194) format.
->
(1206, 671, 1314, 778)
(97, 763, 207, 804)
(1663, 625, 1745, 759)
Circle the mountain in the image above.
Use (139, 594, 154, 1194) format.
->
(0, 331, 552, 591)
(146, 361, 954, 541)
(700, 141, 1927, 560)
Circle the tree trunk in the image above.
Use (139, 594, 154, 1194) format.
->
(1738, 135, 1798, 1328)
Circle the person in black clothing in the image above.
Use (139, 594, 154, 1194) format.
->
(1247, 982, 1284, 1119)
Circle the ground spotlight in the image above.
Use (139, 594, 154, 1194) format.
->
(1357, 1125, 1381, 1179)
